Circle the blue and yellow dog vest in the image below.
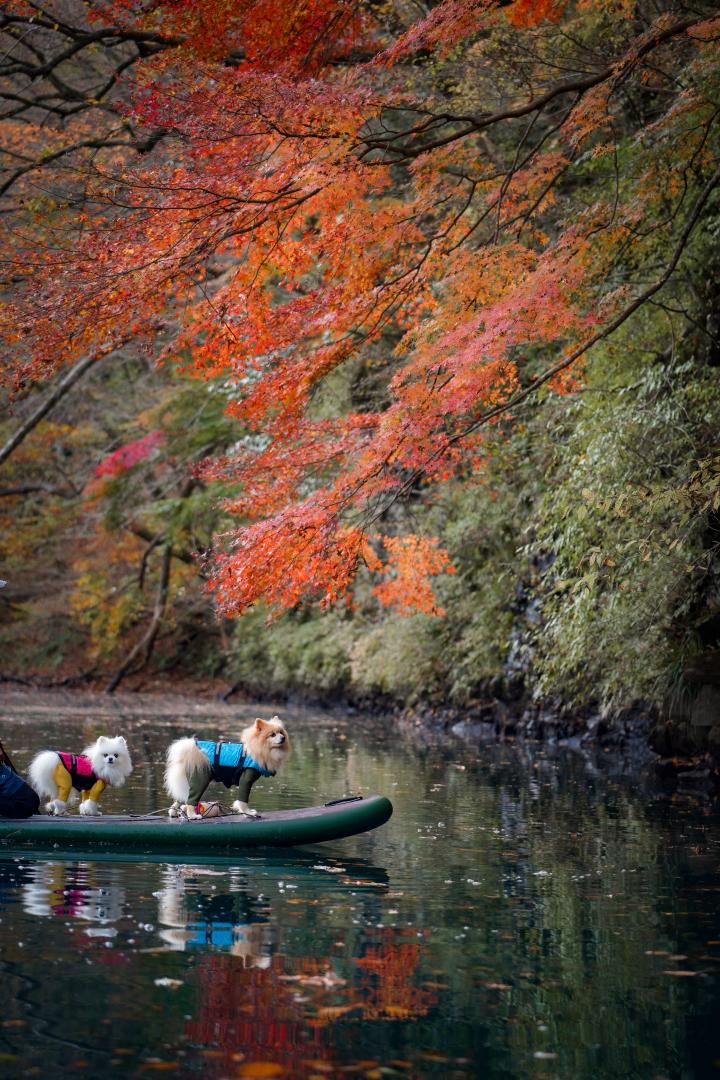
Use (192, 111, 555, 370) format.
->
(195, 740, 275, 788)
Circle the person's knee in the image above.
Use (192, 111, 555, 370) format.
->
(0, 768, 40, 818)
(18, 785, 40, 817)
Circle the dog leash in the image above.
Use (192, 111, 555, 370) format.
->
(121, 802, 237, 820)
(180, 801, 229, 819)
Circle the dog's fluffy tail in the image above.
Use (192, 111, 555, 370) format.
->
(164, 738, 210, 802)
(27, 750, 61, 799)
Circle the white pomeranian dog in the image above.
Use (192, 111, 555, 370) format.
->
(165, 716, 290, 820)
(28, 735, 133, 816)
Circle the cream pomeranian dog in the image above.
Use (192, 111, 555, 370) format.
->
(28, 736, 133, 816)
(164, 717, 290, 820)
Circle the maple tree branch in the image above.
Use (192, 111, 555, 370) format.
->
(0, 12, 186, 198)
(126, 523, 196, 567)
(0, 14, 183, 63)
(0, 483, 74, 498)
(0, 133, 162, 197)
(0, 352, 99, 469)
(357, 15, 702, 161)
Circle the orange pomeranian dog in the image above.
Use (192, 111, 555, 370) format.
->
(164, 716, 290, 820)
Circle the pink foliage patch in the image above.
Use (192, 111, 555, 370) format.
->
(95, 430, 165, 478)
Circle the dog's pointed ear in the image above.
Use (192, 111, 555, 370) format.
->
(116, 736, 127, 747)
(97, 736, 108, 747)
(254, 718, 267, 733)
(270, 715, 281, 724)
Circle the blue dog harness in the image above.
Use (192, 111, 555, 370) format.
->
(195, 740, 275, 788)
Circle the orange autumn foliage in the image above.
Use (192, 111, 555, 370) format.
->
(1, 0, 718, 617)
(371, 536, 456, 617)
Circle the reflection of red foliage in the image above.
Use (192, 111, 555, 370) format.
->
(184, 955, 334, 1077)
(354, 932, 437, 1020)
(95, 430, 164, 478)
(184, 933, 437, 1074)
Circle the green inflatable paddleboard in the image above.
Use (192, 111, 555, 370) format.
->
(0, 795, 392, 853)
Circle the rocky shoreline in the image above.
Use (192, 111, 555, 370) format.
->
(399, 695, 720, 797)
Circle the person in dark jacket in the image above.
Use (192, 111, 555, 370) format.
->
(0, 739, 39, 818)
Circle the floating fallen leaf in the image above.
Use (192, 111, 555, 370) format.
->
(662, 970, 699, 977)
(298, 970, 347, 989)
(533, 1051, 558, 1060)
(153, 978, 183, 989)
(315, 1005, 359, 1021)
(237, 1063, 285, 1078)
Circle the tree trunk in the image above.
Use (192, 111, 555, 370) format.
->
(105, 544, 172, 694)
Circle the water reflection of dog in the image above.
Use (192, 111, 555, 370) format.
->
(156, 855, 390, 968)
(157, 866, 272, 968)
(21, 861, 125, 923)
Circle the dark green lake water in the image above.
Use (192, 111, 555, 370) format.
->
(0, 692, 719, 1079)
